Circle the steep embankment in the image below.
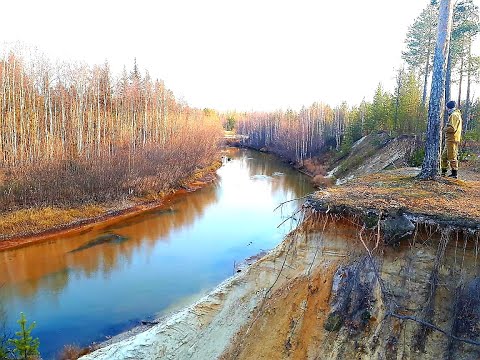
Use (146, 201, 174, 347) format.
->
(325, 132, 418, 185)
(83, 171, 480, 360)
(265, 131, 419, 188)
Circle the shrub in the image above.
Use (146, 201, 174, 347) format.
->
(0, 333, 8, 360)
(312, 175, 334, 188)
(464, 129, 480, 142)
(302, 159, 328, 177)
(0, 129, 221, 212)
(409, 147, 425, 167)
(57, 344, 93, 360)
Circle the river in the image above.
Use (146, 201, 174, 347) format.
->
(0, 148, 314, 359)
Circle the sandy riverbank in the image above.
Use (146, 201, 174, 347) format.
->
(80, 172, 480, 360)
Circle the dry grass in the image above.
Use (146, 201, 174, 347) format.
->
(187, 160, 222, 183)
(311, 170, 480, 222)
(312, 175, 334, 188)
(57, 344, 93, 360)
(138, 160, 221, 201)
(0, 205, 106, 239)
(302, 158, 328, 177)
(0, 160, 221, 242)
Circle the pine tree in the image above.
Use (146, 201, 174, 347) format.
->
(364, 84, 393, 134)
(419, 0, 454, 179)
(446, 0, 479, 111)
(341, 106, 363, 153)
(0, 289, 8, 360)
(0, 318, 8, 360)
(8, 313, 40, 360)
(130, 57, 142, 85)
(453, 0, 479, 131)
(402, 2, 439, 106)
(396, 71, 424, 134)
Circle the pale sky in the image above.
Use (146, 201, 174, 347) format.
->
(1, 0, 478, 112)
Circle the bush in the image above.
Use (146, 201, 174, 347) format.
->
(224, 116, 236, 131)
(464, 129, 480, 142)
(0, 333, 8, 360)
(409, 147, 425, 167)
(0, 129, 221, 212)
(312, 175, 334, 188)
(302, 159, 328, 177)
(57, 344, 93, 360)
(459, 148, 475, 162)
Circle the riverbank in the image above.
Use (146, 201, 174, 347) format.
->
(0, 161, 221, 252)
(232, 132, 420, 188)
(81, 169, 480, 360)
(1, 148, 315, 359)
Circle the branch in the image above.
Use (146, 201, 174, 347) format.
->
(387, 312, 480, 347)
(264, 235, 295, 300)
(307, 215, 329, 275)
(273, 195, 308, 212)
(276, 207, 303, 229)
(373, 211, 383, 251)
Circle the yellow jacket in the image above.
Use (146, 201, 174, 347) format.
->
(445, 109, 462, 143)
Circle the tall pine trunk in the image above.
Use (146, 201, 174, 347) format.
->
(394, 68, 403, 133)
(444, 37, 453, 121)
(464, 38, 472, 134)
(422, 39, 432, 107)
(457, 51, 464, 107)
(419, 0, 454, 180)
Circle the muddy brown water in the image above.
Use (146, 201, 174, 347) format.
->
(0, 148, 314, 359)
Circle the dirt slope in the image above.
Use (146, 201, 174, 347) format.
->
(327, 132, 418, 185)
(82, 201, 480, 359)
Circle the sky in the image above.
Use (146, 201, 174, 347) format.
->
(1, 0, 478, 112)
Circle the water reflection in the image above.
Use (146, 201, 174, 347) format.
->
(0, 185, 219, 300)
(0, 148, 314, 359)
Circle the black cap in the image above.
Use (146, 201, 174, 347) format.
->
(446, 100, 456, 109)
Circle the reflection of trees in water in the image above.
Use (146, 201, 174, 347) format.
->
(239, 149, 314, 199)
(0, 284, 8, 351)
(0, 185, 218, 301)
(0, 149, 311, 303)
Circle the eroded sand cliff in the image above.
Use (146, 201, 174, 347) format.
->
(82, 173, 480, 360)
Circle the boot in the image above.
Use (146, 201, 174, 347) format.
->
(448, 169, 458, 179)
(441, 168, 447, 177)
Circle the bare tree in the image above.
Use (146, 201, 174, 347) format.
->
(0, 49, 224, 210)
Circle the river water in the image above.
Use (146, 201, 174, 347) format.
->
(0, 148, 314, 359)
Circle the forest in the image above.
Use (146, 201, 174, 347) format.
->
(0, 1, 479, 215)
(235, 0, 480, 165)
(0, 55, 223, 212)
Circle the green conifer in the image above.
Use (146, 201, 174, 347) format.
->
(8, 313, 40, 360)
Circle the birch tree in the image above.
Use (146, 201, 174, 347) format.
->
(0, 48, 224, 209)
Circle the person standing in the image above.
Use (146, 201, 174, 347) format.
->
(441, 100, 462, 179)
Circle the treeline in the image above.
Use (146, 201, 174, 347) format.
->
(403, 0, 479, 130)
(236, 0, 480, 163)
(0, 51, 223, 211)
(236, 74, 429, 163)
